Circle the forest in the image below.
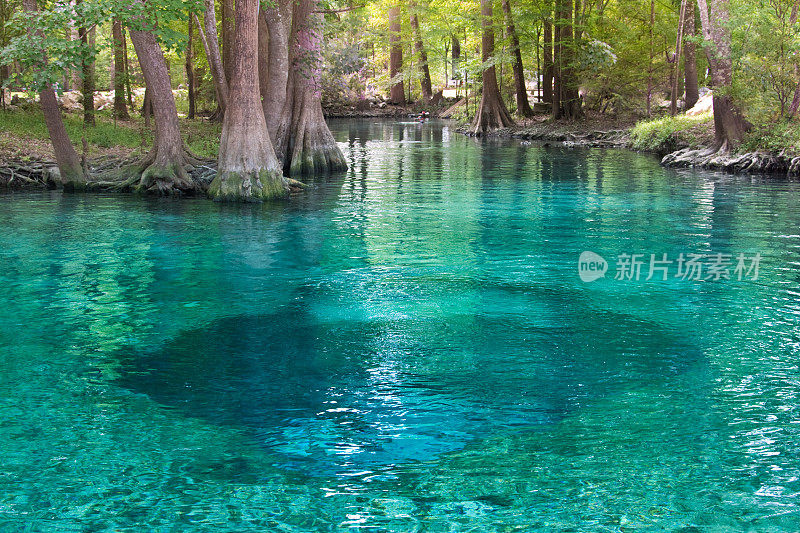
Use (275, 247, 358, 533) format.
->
(0, 0, 795, 201)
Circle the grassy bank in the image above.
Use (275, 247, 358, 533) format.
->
(0, 107, 221, 162)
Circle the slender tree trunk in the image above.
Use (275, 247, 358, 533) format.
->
(221, 0, 235, 84)
(501, 0, 534, 117)
(21, 0, 86, 187)
(409, 3, 433, 102)
(185, 17, 195, 119)
(112, 19, 129, 119)
(452, 35, 460, 82)
(646, 0, 655, 116)
(786, 1, 800, 117)
(78, 4, 95, 126)
(670, 0, 688, 115)
(210, 0, 287, 201)
(194, 1, 228, 113)
(388, 5, 405, 104)
(273, 0, 347, 176)
(123, 27, 134, 109)
(262, 1, 292, 139)
(697, 0, 750, 150)
(129, 22, 197, 193)
(471, 0, 514, 134)
(543, 8, 553, 104)
(684, 2, 699, 110)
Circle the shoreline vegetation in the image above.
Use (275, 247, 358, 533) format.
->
(3, 0, 796, 199)
(3, 102, 799, 194)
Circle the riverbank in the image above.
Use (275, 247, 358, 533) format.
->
(455, 110, 800, 179)
(4, 106, 800, 192)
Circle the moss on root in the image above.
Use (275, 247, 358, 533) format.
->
(135, 163, 197, 195)
(208, 168, 288, 202)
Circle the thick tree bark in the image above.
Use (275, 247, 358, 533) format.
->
(388, 5, 405, 104)
(274, 0, 347, 176)
(112, 19, 129, 119)
(194, 2, 228, 114)
(409, 3, 432, 102)
(141, 86, 152, 126)
(262, 1, 291, 140)
(684, 2, 699, 110)
(185, 18, 195, 120)
(210, 0, 287, 201)
(501, 0, 534, 117)
(21, 0, 87, 188)
(552, 0, 581, 119)
(471, 0, 514, 134)
(129, 24, 197, 193)
(543, 9, 553, 104)
(697, 0, 750, 149)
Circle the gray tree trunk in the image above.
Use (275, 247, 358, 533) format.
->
(262, 1, 292, 140)
(112, 19, 130, 119)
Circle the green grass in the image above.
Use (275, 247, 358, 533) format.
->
(0, 106, 221, 159)
(629, 111, 713, 152)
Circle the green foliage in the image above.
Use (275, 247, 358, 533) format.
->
(630, 111, 712, 152)
(741, 121, 800, 156)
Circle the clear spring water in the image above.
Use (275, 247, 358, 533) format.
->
(1, 119, 800, 531)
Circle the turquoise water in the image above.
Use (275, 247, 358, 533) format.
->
(1, 119, 800, 531)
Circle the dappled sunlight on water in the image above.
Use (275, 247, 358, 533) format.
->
(1, 119, 800, 530)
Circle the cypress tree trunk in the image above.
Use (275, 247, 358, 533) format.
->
(683, 3, 699, 110)
(129, 24, 197, 193)
(221, 0, 235, 84)
(210, 0, 287, 201)
(112, 19, 129, 119)
(388, 6, 405, 104)
(471, 0, 514, 134)
(21, 0, 87, 188)
(697, 0, 750, 150)
(274, 0, 347, 176)
(501, 0, 534, 117)
(409, 3, 433, 103)
(451, 35, 460, 82)
(185, 18, 195, 120)
(552, 0, 581, 119)
(543, 9, 553, 104)
(262, 1, 291, 139)
(78, 4, 95, 126)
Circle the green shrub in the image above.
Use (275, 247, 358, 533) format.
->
(741, 121, 800, 156)
(629, 111, 713, 152)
